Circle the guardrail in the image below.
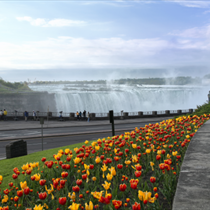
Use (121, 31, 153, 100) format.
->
(4, 108, 195, 121)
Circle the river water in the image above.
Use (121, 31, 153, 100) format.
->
(29, 83, 210, 113)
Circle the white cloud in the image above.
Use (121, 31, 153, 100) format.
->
(16, 16, 86, 27)
(0, 35, 210, 70)
(169, 24, 210, 38)
(164, 0, 210, 8)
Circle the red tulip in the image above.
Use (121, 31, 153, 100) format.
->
(60, 180, 66, 186)
(132, 202, 141, 210)
(125, 149, 129, 153)
(119, 184, 127, 191)
(39, 192, 47, 200)
(130, 182, 138, 189)
(117, 164, 123, 169)
(39, 179, 46, 186)
(66, 164, 71, 169)
(89, 164, 94, 169)
(135, 171, 142, 178)
(41, 157, 46, 162)
(24, 187, 30, 195)
(31, 176, 35, 181)
(14, 196, 19, 202)
(136, 165, 142, 171)
(17, 190, 23, 197)
(156, 155, 161, 161)
(82, 174, 87, 180)
(61, 172, 68, 178)
(76, 179, 83, 186)
(12, 174, 18, 179)
(66, 156, 71, 162)
(150, 177, 156, 183)
(72, 185, 80, 192)
(8, 182, 13, 187)
(3, 189, 9, 195)
(59, 197, 66, 205)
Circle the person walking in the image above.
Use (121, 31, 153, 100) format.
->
(0, 110, 2, 120)
(79, 111, 82, 120)
(83, 110, 86, 120)
(76, 111, 79, 121)
(32, 110, 36, 121)
(3, 109, 7, 121)
(24, 111, 28, 121)
(87, 112, 90, 122)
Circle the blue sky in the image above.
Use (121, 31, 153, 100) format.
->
(0, 0, 210, 81)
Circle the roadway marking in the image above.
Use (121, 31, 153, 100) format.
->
(28, 142, 47, 146)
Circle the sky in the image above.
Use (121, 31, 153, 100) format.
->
(0, 0, 210, 82)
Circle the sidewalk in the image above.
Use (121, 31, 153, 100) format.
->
(0, 116, 172, 131)
(172, 119, 210, 210)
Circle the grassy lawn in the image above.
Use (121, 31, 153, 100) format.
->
(0, 140, 93, 190)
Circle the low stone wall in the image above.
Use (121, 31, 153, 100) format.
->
(0, 92, 56, 113)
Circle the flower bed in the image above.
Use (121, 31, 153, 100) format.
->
(0, 114, 209, 210)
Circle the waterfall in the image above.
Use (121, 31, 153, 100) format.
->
(29, 84, 210, 113)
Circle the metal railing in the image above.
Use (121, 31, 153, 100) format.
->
(157, 110, 166, 114)
(128, 112, 138, 116)
(95, 113, 108, 117)
(5, 108, 196, 118)
(143, 111, 153, 115)
(170, 110, 178, 114)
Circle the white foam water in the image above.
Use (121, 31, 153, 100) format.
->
(29, 83, 210, 113)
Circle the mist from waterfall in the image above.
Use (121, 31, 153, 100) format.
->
(29, 83, 210, 113)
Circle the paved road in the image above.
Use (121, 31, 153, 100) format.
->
(0, 121, 160, 160)
(0, 121, 160, 140)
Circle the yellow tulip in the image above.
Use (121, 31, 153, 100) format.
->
(102, 181, 111, 191)
(95, 145, 100, 151)
(132, 155, 138, 163)
(108, 167, 116, 176)
(101, 164, 108, 178)
(43, 203, 49, 209)
(0, 175, 3, 181)
(34, 173, 41, 181)
(91, 191, 104, 200)
(84, 164, 90, 170)
(85, 140, 89, 144)
(20, 181, 27, 189)
(33, 204, 44, 210)
(92, 177, 97, 181)
(132, 144, 137, 149)
(125, 160, 131, 165)
(146, 149, 151, 154)
(157, 150, 162, 155)
(85, 201, 93, 210)
(45, 184, 54, 194)
(68, 202, 80, 210)
(91, 142, 97, 147)
(150, 162, 154, 171)
(65, 148, 70, 153)
(74, 157, 81, 164)
(68, 192, 76, 200)
(2, 195, 8, 203)
(106, 173, 113, 181)
(74, 147, 79, 152)
(22, 163, 30, 171)
(138, 190, 156, 203)
(58, 149, 63, 154)
(95, 157, 101, 164)
(172, 151, 178, 156)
